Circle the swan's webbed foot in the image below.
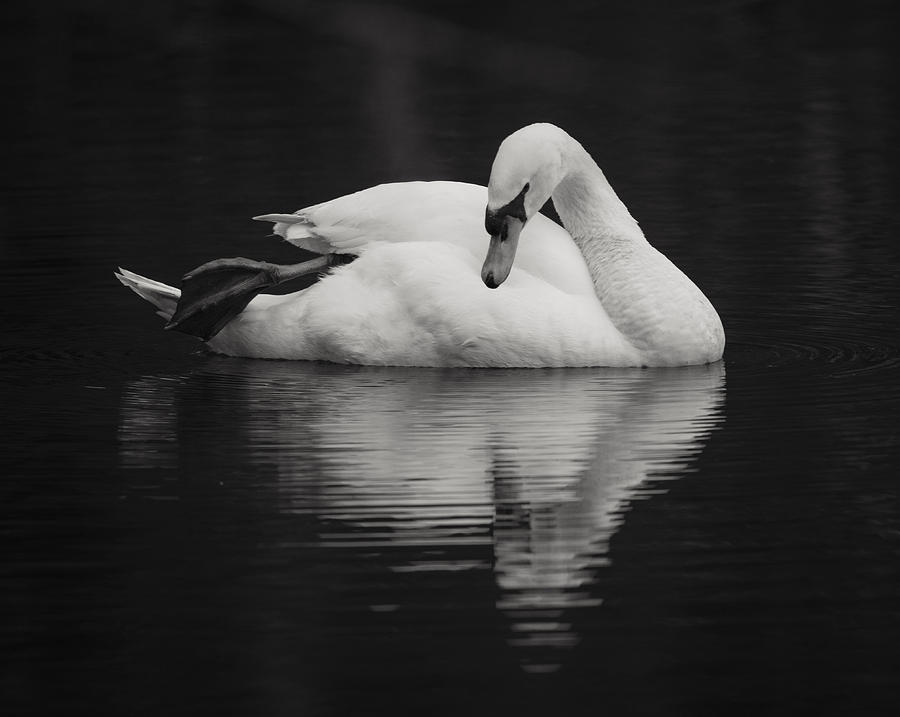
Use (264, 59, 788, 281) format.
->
(166, 255, 344, 341)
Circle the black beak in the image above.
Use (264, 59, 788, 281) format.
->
(481, 215, 524, 289)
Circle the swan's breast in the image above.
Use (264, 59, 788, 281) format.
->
(590, 243, 725, 366)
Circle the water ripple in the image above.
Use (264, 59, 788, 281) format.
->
(726, 308, 900, 381)
(118, 359, 726, 671)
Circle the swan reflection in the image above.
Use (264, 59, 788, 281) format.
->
(119, 360, 724, 672)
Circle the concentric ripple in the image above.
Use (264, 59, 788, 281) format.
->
(725, 305, 900, 381)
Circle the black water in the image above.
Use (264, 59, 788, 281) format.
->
(3, 2, 900, 715)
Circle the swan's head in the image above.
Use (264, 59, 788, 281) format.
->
(482, 123, 571, 289)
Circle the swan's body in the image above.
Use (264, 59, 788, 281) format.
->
(117, 124, 724, 367)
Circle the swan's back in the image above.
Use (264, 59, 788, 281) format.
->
(275, 181, 597, 299)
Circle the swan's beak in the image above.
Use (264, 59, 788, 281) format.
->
(481, 216, 523, 289)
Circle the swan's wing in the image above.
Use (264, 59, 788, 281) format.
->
(254, 179, 596, 297)
(253, 181, 488, 256)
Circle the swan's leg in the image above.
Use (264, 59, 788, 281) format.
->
(166, 255, 349, 341)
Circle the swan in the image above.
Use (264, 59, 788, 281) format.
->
(116, 123, 724, 367)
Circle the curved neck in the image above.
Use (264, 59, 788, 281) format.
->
(550, 139, 670, 354)
(550, 140, 644, 247)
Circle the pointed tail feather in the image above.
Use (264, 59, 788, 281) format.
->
(115, 268, 180, 321)
(252, 213, 307, 224)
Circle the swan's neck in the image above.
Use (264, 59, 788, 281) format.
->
(546, 139, 723, 364)
(551, 144, 645, 254)
(551, 143, 667, 354)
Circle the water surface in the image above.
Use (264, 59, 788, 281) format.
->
(2, 2, 899, 715)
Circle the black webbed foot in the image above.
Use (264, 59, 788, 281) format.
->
(166, 255, 336, 340)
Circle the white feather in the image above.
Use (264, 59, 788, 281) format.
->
(120, 124, 724, 367)
(115, 268, 179, 321)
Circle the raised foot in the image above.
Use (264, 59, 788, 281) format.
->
(166, 255, 335, 341)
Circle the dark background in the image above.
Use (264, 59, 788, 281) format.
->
(2, 1, 899, 715)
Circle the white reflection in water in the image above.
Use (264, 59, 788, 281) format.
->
(119, 361, 725, 672)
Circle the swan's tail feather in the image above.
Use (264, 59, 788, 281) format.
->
(252, 213, 306, 224)
(253, 212, 334, 254)
(115, 268, 180, 321)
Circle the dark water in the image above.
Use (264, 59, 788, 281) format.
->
(3, 1, 900, 715)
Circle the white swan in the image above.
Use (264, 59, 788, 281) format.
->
(116, 123, 724, 367)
